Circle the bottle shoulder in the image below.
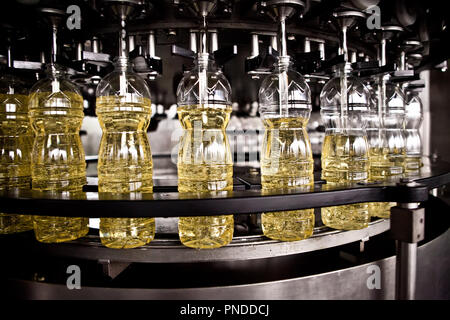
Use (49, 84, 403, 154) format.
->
(259, 68, 311, 114)
(0, 93, 29, 115)
(30, 76, 81, 95)
(96, 70, 151, 100)
(320, 76, 371, 109)
(176, 70, 231, 106)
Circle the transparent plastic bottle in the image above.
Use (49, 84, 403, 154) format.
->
(365, 81, 393, 217)
(29, 64, 89, 242)
(0, 71, 34, 233)
(96, 57, 155, 249)
(320, 64, 372, 230)
(258, 56, 314, 241)
(404, 89, 423, 172)
(176, 53, 234, 249)
(368, 81, 406, 218)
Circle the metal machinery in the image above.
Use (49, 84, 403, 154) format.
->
(0, 0, 449, 300)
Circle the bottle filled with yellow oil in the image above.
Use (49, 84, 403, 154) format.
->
(0, 67, 33, 234)
(367, 80, 406, 218)
(321, 132, 370, 229)
(320, 64, 372, 230)
(176, 53, 234, 249)
(96, 57, 155, 249)
(404, 88, 423, 173)
(258, 56, 315, 241)
(29, 64, 89, 242)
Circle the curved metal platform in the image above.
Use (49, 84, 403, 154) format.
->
(0, 158, 448, 218)
(3, 212, 449, 300)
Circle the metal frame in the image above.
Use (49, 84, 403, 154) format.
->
(4, 226, 449, 300)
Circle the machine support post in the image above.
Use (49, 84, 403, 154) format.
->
(390, 200, 425, 300)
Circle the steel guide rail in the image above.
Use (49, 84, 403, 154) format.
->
(0, 158, 449, 218)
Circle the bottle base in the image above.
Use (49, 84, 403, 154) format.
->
(99, 218, 155, 249)
(179, 215, 234, 249)
(0, 213, 34, 234)
(34, 216, 89, 243)
(262, 210, 315, 241)
(321, 204, 369, 230)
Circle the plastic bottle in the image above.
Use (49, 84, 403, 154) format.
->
(96, 57, 155, 249)
(404, 89, 423, 172)
(320, 64, 372, 230)
(29, 64, 89, 242)
(0, 70, 33, 233)
(258, 56, 314, 241)
(369, 81, 406, 218)
(176, 53, 234, 249)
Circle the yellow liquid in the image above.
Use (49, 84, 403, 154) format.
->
(404, 128, 422, 173)
(177, 105, 234, 249)
(321, 133, 370, 230)
(368, 147, 405, 218)
(29, 91, 88, 242)
(260, 117, 315, 241)
(0, 93, 34, 233)
(96, 96, 155, 249)
(405, 155, 422, 173)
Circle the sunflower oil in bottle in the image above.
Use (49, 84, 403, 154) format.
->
(29, 64, 88, 242)
(366, 82, 394, 218)
(320, 64, 372, 230)
(404, 89, 423, 173)
(368, 81, 406, 218)
(367, 147, 399, 217)
(321, 132, 370, 229)
(260, 117, 315, 240)
(0, 72, 33, 233)
(176, 54, 234, 249)
(96, 57, 155, 249)
(258, 57, 314, 241)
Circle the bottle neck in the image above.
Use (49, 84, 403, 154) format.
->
(45, 63, 66, 78)
(332, 62, 352, 77)
(276, 55, 291, 71)
(196, 53, 213, 71)
(114, 57, 133, 72)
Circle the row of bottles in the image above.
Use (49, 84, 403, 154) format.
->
(0, 12, 423, 248)
(0, 56, 423, 247)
